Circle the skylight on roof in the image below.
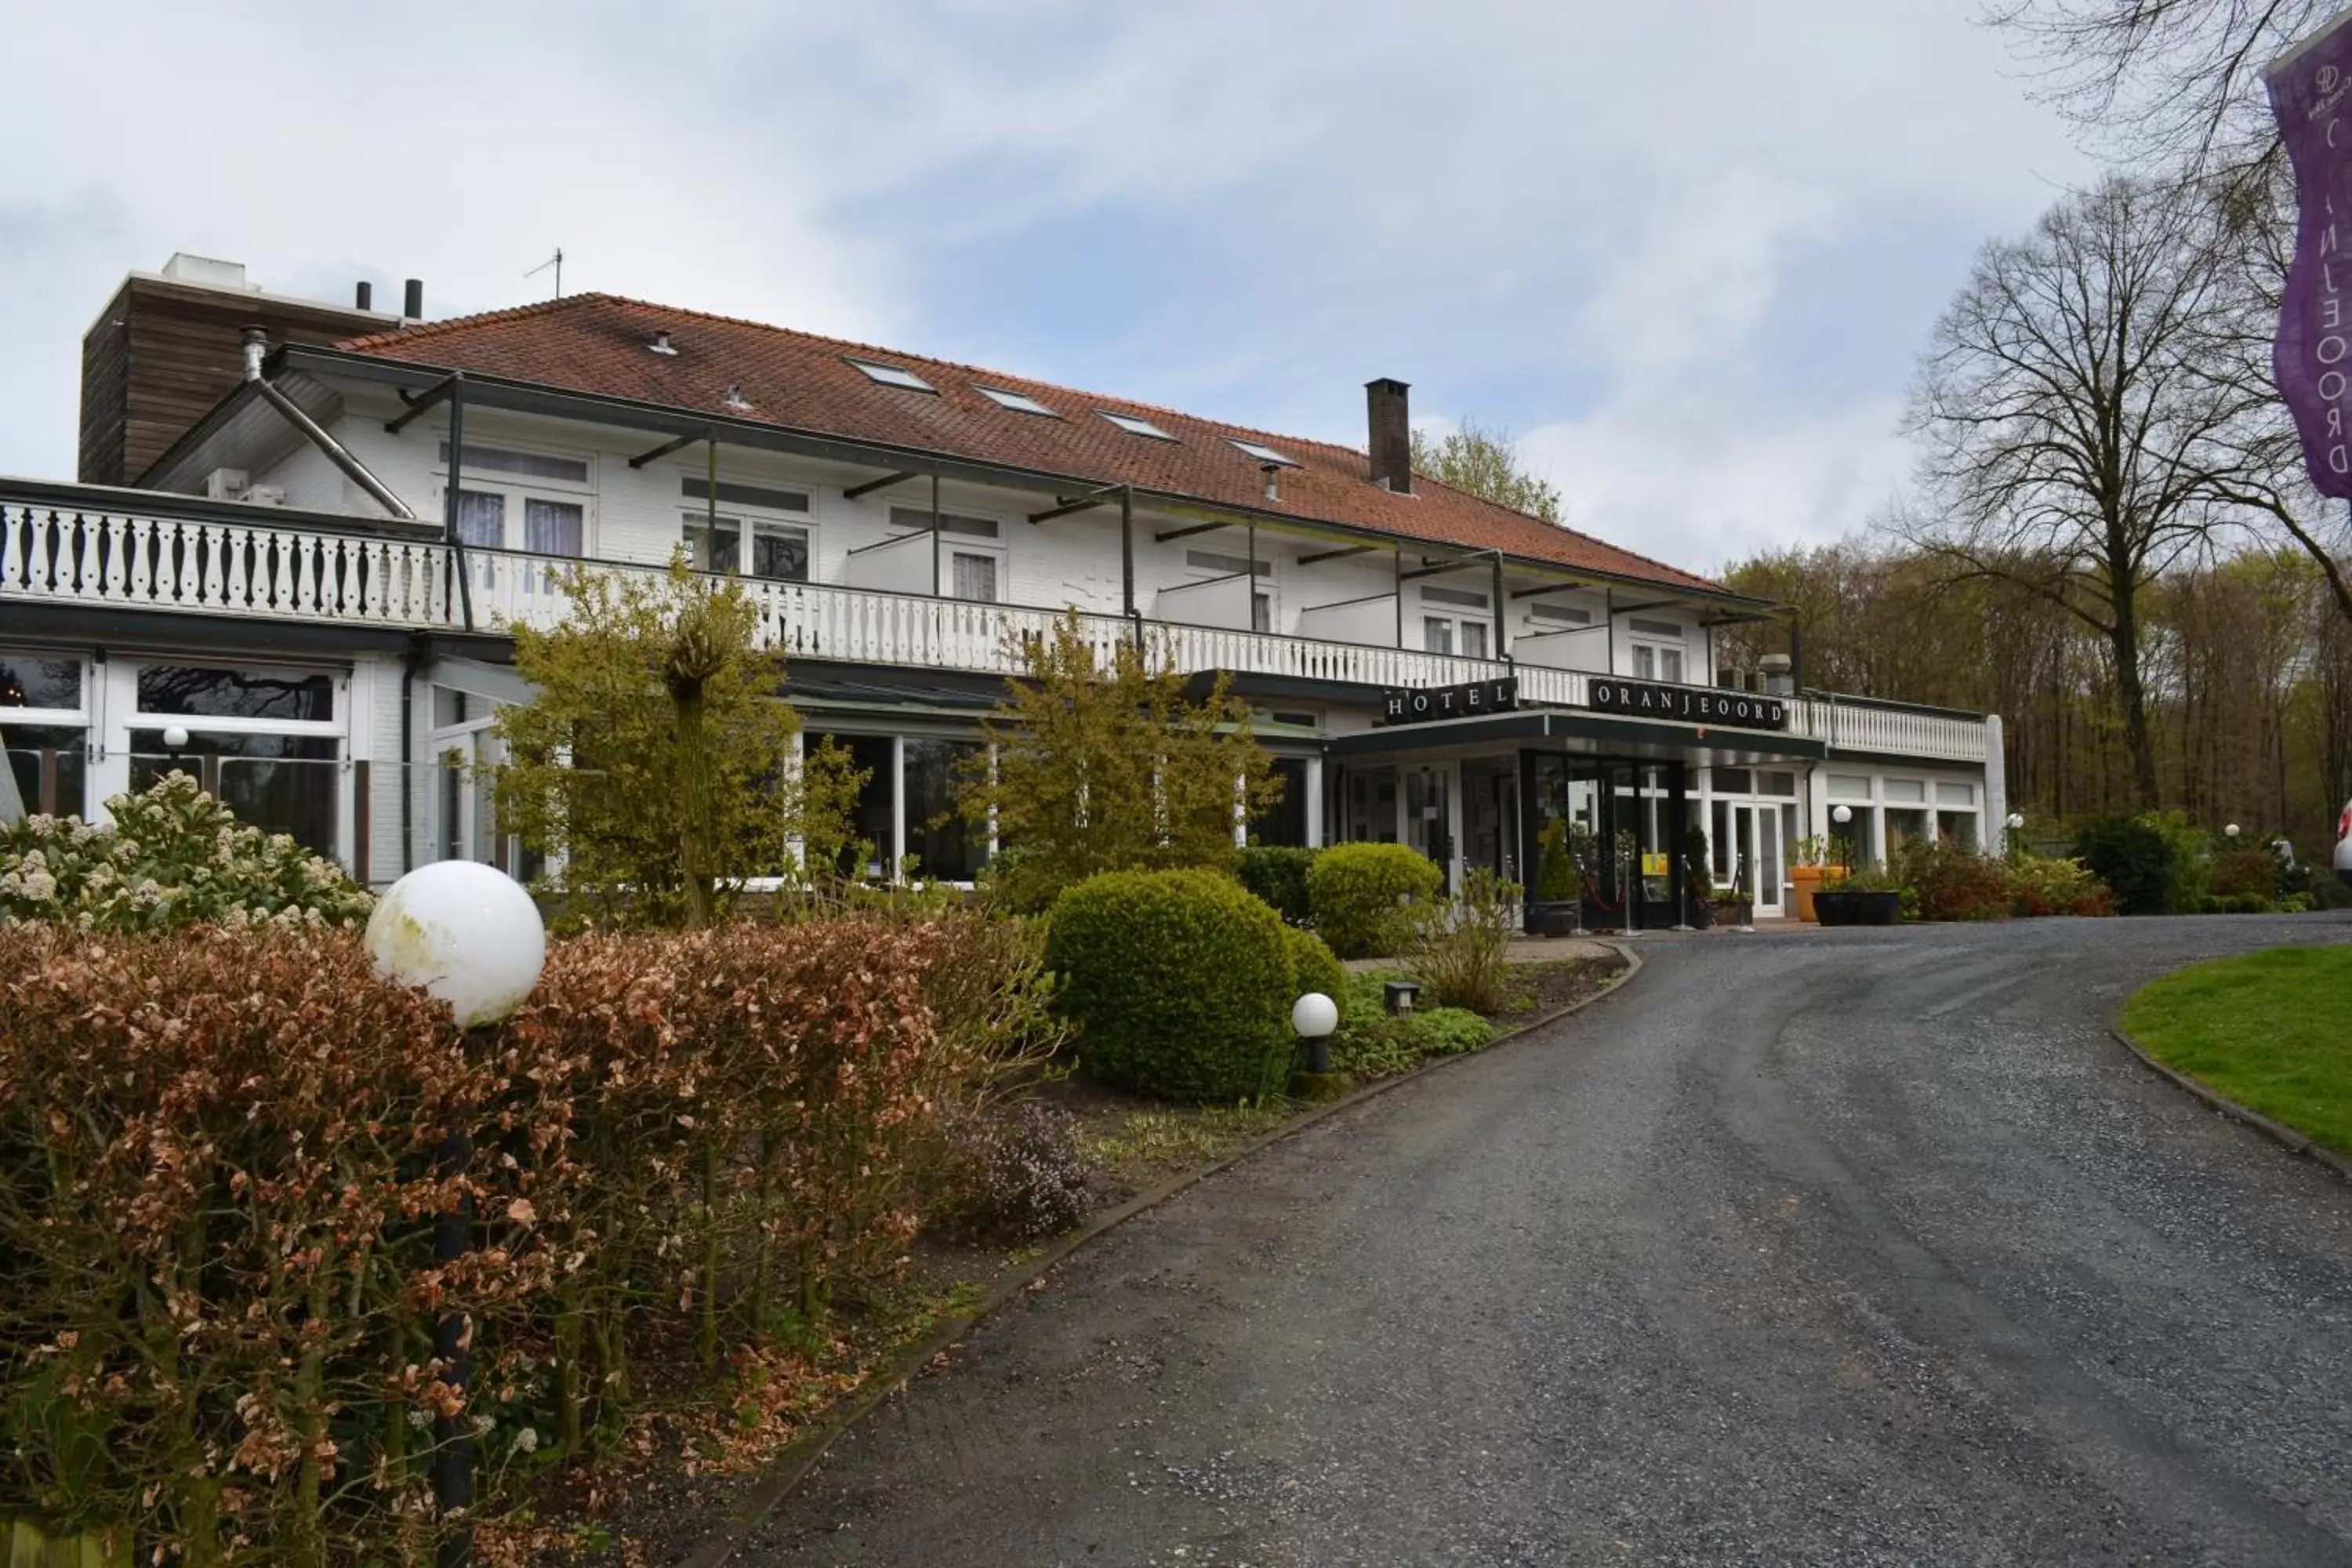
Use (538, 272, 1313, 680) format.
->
(847, 359, 935, 392)
(975, 386, 1057, 416)
(1228, 438, 1297, 466)
(1100, 411, 1175, 441)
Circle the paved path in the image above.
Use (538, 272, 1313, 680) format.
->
(746, 916, 2352, 1566)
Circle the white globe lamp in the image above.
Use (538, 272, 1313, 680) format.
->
(1831, 804, 1853, 825)
(2005, 812, 2025, 831)
(366, 859, 547, 1028)
(2224, 822, 2241, 839)
(1292, 991, 1340, 1075)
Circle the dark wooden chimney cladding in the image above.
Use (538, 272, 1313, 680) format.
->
(77, 274, 394, 487)
(1366, 377, 1411, 494)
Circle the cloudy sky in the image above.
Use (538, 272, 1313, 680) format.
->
(0, 1, 2090, 572)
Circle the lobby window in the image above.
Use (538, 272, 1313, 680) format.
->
(1250, 757, 1310, 848)
(807, 732, 896, 880)
(1825, 773, 1873, 800)
(2, 653, 88, 818)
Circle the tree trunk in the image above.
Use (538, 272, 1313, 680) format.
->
(2110, 580, 2161, 811)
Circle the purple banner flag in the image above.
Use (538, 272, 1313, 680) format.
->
(2271, 11, 2352, 497)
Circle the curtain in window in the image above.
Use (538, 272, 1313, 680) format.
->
(456, 491, 506, 549)
(951, 551, 998, 604)
(1461, 622, 1489, 659)
(751, 527, 810, 582)
(1424, 617, 1453, 655)
(525, 499, 584, 557)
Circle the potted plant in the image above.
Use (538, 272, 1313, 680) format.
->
(1708, 883, 1755, 927)
(1526, 818, 1582, 937)
(1813, 862, 1903, 927)
(1790, 833, 1840, 923)
(1685, 822, 1715, 929)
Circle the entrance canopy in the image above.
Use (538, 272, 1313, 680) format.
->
(1327, 706, 1826, 767)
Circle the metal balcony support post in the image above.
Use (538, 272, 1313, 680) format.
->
(444, 377, 474, 632)
(931, 470, 942, 597)
(1394, 547, 1405, 648)
(1247, 521, 1257, 630)
(1120, 487, 1141, 648)
(1492, 551, 1508, 664)
(1603, 587, 1614, 676)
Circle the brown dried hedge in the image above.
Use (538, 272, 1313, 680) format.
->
(0, 913, 1013, 1565)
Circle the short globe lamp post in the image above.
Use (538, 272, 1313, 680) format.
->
(2005, 811, 2027, 864)
(162, 724, 190, 785)
(365, 861, 548, 1568)
(2225, 822, 2242, 840)
(1830, 803, 1855, 870)
(1290, 990, 1346, 1101)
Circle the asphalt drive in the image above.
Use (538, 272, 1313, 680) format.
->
(742, 916, 2352, 1567)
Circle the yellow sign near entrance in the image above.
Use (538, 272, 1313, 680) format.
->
(1640, 851, 1670, 877)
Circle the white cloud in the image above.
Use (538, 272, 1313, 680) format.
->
(0, 0, 2089, 572)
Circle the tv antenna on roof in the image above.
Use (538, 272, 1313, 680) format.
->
(526, 247, 564, 299)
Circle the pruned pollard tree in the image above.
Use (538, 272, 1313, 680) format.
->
(1905, 172, 2275, 809)
(960, 611, 1282, 913)
(495, 560, 855, 927)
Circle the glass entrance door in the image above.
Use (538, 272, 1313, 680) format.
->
(1461, 758, 1519, 886)
(1730, 801, 1784, 917)
(1403, 764, 1451, 887)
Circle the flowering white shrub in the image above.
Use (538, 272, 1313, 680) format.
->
(0, 771, 374, 931)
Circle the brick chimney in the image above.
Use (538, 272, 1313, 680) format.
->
(1366, 377, 1411, 493)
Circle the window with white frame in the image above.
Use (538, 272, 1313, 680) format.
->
(681, 477, 813, 581)
(1184, 548, 1275, 633)
(1627, 616, 1686, 684)
(1, 652, 89, 817)
(123, 662, 346, 861)
(1421, 586, 1490, 659)
(890, 506, 1004, 603)
(437, 441, 593, 557)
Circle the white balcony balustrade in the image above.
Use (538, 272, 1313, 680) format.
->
(2, 491, 1989, 764)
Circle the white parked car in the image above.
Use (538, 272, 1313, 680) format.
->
(2338, 799, 2352, 887)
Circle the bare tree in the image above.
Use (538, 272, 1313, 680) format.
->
(1904, 173, 2281, 808)
(1983, 0, 2325, 196)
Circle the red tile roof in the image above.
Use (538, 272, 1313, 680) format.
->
(338, 294, 1733, 599)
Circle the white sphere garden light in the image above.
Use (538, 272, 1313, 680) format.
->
(2006, 812, 2025, 831)
(2225, 823, 2242, 839)
(365, 858, 547, 1029)
(1292, 991, 1340, 1075)
(1831, 805, 1853, 825)
(364, 858, 546, 1558)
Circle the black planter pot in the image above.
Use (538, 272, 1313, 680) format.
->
(1814, 890, 1901, 927)
(1526, 899, 1581, 938)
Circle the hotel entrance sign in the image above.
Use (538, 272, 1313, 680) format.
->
(2270, 9, 2352, 496)
(1586, 678, 1789, 731)
(1380, 677, 1518, 725)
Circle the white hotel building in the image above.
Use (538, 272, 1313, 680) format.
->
(1, 256, 2005, 927)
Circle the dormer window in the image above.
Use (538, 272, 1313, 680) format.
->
(1227, 438, 1297, 466)
(1099, 411, 1175, 441)
(848, 359, 936, 392)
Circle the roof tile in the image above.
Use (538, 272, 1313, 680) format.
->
(339, 294, 1729, 597)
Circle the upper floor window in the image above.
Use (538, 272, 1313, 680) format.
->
(1631, 643, 1683, 684)
(1528, 601, 1592, 626)
(684, 477, 810, 514)
(438, 442, 590, 487)
(683, 511, 809, 581)
(458, 492, 584, 557)
(1422, 585, 1490, 659)
(888, 506, 1000, 539)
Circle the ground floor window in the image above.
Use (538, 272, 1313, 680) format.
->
(131, 733, 341, 858)
(1252, 757, 1311, 848)
(902, 738, 985, 881)
(808, 732, 897, 880)
(2, 652, 89, 818)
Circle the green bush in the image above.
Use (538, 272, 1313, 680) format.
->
(1409, 866, 1520, 1012)
(1046, 869, 1295, 1102)
(1414, 1006, 1494, 1055)
(2003, 852, 2112, 916)
(1892, 840, 2012, 921)
(2072, 815, 2176, 914)
(1329, 1001, 1493, 1076)
(0, 772, 374, 931)
(1282, 923, 1348, 1014)
(1308, 842, 1443, 958)
(2210, 845, 2287, 902)
(1238, 846, 1320, 926)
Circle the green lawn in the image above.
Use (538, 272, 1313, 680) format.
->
(2120, 946, 2352, 1159)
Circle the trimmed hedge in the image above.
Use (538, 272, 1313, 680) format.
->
(1308, 842, 1443, 958)
(1237, 845, 1319, 925)
(1047, 869, 1296, 1102)
(1283, 923, 1348, 1015)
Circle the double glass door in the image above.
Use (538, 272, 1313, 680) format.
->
(1711, 800, 1786, 917)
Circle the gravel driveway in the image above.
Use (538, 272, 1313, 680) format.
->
(742, 916, 2352, 1567)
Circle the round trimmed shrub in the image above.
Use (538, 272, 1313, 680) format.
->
(1046, 869, 1294, 1103)
(1237, 846, 1319, 926)
(1308, 843, 1443, 958)
(1283, 924, 1348, 1018)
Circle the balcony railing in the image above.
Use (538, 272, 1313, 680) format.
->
(2, 491, 1990, 765)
